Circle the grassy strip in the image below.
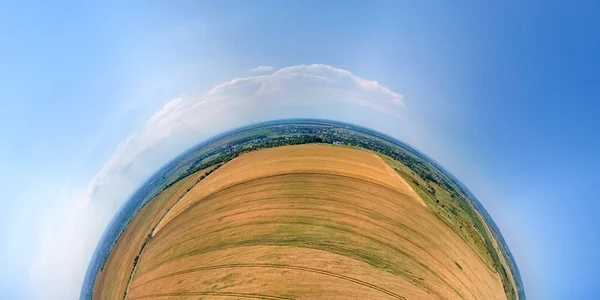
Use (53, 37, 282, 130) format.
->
(122, 233, 151, 299)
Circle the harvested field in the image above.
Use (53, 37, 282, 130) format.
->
(95, 144, 506, 300)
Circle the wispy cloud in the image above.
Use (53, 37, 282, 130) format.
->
(249, 65, 274, 72)
(29, 64, 407, 299)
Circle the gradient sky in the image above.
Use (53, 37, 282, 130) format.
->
(1, 1, 599, 300)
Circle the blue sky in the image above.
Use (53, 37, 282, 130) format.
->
(1, 1, 599, 299)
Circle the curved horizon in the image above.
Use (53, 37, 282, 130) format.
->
(1, 3, 598, 299)
(81, 118, 524, 300)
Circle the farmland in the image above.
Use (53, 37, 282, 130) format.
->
(84, 119, 523, 300)
(94, 144, 506, 299)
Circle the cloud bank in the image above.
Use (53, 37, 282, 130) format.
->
(30, 64, 406, 299)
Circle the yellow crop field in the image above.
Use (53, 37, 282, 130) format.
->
(94, 144, 506, 299)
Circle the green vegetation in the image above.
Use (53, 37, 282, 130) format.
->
(122, 233, 152, 300)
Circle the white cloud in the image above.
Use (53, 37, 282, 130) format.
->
(249, 65, 274, 72)
(29, 64, 408, 299)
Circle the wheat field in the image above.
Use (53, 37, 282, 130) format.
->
(95, 144, 505, 300)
